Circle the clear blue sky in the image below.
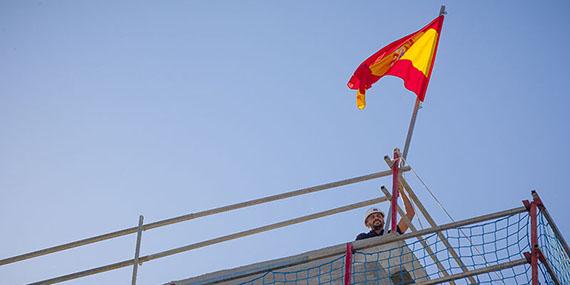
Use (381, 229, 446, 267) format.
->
(1, 1, 569, 284)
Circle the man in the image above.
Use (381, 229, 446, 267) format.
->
(356, 183, 415, 240)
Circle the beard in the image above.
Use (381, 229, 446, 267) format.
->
(371, 219, 384, 231)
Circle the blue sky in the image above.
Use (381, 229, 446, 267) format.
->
(1, 1, 569, 284)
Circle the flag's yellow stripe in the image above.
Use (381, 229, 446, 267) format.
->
(400, 28, 439, 76)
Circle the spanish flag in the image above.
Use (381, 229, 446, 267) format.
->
(347, 15, 444, 110)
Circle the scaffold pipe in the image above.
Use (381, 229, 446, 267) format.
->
(1, 168, 408, 267)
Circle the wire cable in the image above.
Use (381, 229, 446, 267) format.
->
(401, 157, 505, 283)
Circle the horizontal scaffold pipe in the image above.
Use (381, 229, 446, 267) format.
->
(174, 206, 529, 285)
(29, 197, 389, 285)
(1, 168, 407, 267)
(416, 258, 529, 285)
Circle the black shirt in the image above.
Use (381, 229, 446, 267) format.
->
(355, 226, 403, 241)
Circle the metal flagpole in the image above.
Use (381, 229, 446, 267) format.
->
(402, 5, 446, 163)
(402, 99, 421, 161)
(388, 4, 446, 232)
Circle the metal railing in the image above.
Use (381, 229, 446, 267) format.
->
(175, 206, 528, 285)
(2, 167, 409, 284)
(4, 163, 567, 285)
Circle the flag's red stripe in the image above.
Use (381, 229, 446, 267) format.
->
(386, 59, 428, 101)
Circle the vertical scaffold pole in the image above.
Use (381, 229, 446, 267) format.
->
(132, 215, 144, 285)
(391, 148, 400, 233)
(530, 201, 538, 285)
(532, 190, 570, 257)
(344, 243, 353, 285)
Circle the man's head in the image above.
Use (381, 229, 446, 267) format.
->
(364, 208, 385, 231)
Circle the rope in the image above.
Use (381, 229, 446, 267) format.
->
(400, 157, 454, 224)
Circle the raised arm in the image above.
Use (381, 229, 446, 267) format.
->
(397, 182, 415, 233)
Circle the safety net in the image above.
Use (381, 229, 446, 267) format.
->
(238, 211, 567, 284)
(538, 210, 570, 284)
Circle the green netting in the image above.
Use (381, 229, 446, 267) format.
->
(239, 212, 566, 285)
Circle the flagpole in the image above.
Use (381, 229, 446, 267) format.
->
(389, 5, 446, 232)
(401, 5, 446, 163)
(402, 98, 421, 162)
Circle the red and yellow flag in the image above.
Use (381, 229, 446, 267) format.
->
(347, 15, 444, 110)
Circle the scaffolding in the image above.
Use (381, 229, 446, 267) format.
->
(169, 197, 567, 285)
(1, 153, 568, 285)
